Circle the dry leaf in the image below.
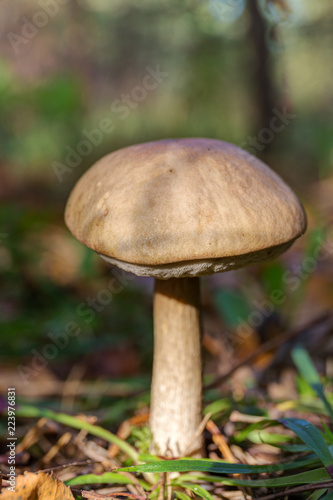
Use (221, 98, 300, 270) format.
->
(0, 472, 74, 499)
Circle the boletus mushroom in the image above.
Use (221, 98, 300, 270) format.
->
(65, 138, 306, 457)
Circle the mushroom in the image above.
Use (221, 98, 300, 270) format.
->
(65, 138, 306, 457)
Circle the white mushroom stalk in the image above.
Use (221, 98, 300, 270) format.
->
(150, 277, 202, 456)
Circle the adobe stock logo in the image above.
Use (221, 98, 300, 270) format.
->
(227, 230, 333, 350)
(52, 65, 169, 183)
(7, 0, 71, 54)
(239, 107, 296, 156)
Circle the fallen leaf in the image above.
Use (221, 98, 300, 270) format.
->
(0, 472, 74, 499)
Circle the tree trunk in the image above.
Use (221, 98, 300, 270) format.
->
(247, 0, 276, 131)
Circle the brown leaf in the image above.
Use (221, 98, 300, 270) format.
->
(0, 472, 74, 499)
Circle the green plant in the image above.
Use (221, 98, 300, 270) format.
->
(116, 346, 333, 499)
(13, 346, 333, 499)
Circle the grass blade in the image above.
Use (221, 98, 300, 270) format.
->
(174, 469, 331, 488)
(180, 483, 214, 500)
(307, 490, 328, 500)
(292, 346, 333, 421)
(65, 472, 150, 490)
(175, 492, 193, 500)
(119, 456, 318, 475)
(280, 418, 333, 467)
(321, 492, 333, 500)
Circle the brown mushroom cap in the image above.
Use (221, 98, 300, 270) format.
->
(65, 138, 306, 278)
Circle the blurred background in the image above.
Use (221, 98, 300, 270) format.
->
(1, 0, 333, 420)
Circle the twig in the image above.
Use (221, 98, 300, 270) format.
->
(166, 472, 172, 500)
(258, 480, 333, 500)
(81, 491, 146, 499)
(39, 459, 96, 473)
(109, 413, 149, 458)
(43, 431, 72, 464)
(157, 473, 166, 500)
(16, 417, 48, 453)
(103, 493, 146, 499)
(206, 419, 235, 463)
(61, 363, 85, 411)
(182, 412, 212, 457)
(206, 311, 333, 390)
(81, 492, 111, 499)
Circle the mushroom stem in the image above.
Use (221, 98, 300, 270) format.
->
(150, 277, 203, 457)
